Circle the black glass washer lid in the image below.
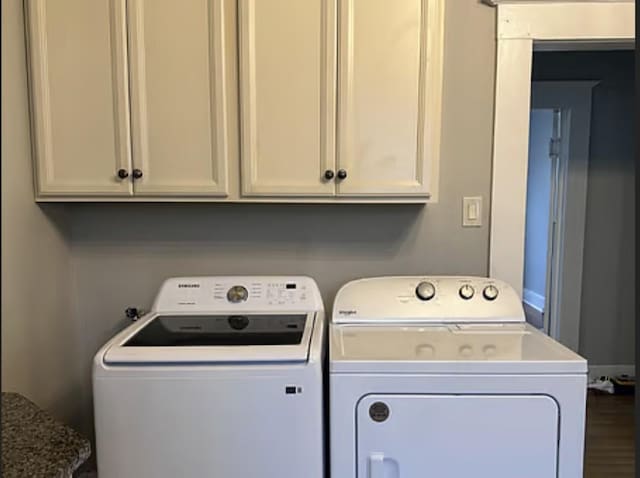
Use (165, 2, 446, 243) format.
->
(123, 314, 307, 347)
(103, 313, 315, 365)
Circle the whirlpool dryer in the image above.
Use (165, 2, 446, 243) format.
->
(330, 276, 587, 478)
(93, 276, 325, 478)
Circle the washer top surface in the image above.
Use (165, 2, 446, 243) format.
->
(100, 276, 323, 365)
(330, 276, 587, 374)
(331, 323, 586, 374)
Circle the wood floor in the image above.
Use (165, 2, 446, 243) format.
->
(584, 391, 635, 477)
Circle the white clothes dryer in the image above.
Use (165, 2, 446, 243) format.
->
(94, 276, 325, 478)
(330, 276, 587, 478)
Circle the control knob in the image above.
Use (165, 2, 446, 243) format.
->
(459, 284, 475, 300)
(415, 281, 436, 301)
(483, 285, 499, 301)
(227, 285, 248, 303)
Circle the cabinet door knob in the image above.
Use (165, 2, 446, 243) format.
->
(117, 169, 129, 179)
(132, 169, 143, 179)
(337, 169, 347, 180)
(324, 170, 335, 180)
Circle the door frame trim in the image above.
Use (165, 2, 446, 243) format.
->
(486, 0, 634, 295)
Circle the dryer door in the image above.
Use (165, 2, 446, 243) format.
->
(357, 394, 558, 478)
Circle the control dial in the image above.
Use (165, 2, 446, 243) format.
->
(415, 281, 436, 301)
(227, 285, 248, 303)
(483, 285, 499, 301)
(459, 284, 475, 300)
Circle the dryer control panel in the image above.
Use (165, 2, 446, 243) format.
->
(332, 276, 524, 323)
(152, 276, 323, 313)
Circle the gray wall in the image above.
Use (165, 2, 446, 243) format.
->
(67, 0, 497, 438)
(524, 109, 554, 303)
(6, 0, 633, 451)
(532, 51, 635, 366)
(1, 0, 82, 427)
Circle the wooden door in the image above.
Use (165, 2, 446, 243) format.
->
(336, 0, 443, 198)
(238, 0, 336, 197)
(26, 0, 133, 196)
(127, 0, 231, 196)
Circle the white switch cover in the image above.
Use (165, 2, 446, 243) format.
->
(463, 197, 482, 227)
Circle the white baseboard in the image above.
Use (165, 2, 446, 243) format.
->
(523, 288, 545, 312)
(523, 302, 544, 329)
(588, 364, 635, 380)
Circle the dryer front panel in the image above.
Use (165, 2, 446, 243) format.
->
(356, 394, 559, 478)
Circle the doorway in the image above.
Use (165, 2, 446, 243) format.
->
(529, 50, 634, 367)
(522, 80, 595, 349)
(487, 0, 633, 302)
(523, 108, 556, 330)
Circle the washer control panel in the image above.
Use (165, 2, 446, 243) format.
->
(333, 276, 524, 323)
(152, 276, 322, 313)
(414, 281, 500, 303)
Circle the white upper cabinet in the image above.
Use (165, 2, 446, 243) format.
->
(26, 0, 133, 196)
(127, 0, 231, 196)
(26, 0, 444, 202)
(336, 0, 443, 198)
(238, 0, 336, 196)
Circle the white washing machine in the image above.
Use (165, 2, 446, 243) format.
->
(330, 276, 587, 478)
(93, 276, 325, 478)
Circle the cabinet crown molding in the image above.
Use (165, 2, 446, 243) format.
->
(483, 0, 633, 5)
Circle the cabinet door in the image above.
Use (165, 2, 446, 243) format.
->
(337, 0, 443, 198)
(26, 0, 132, 196)
(128, 0, 230, 196)
(238, 0, 336, 197)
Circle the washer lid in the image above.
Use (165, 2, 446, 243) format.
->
(103, 312, 315, 364)
(330, 323, 587, 374)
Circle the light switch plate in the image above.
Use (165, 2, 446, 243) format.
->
(463, 196, 482, 227)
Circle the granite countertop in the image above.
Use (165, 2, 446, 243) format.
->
(1, 392, 91, 478)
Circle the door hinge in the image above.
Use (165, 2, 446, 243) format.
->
(549, 138, 561, 158)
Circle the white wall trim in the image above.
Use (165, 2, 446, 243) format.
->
(523, 288, 544, 311)
(488, 1, 634, 296)
(588, 365, 635, 380)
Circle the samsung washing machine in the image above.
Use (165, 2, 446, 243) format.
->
(93, 276, 325, 478)
(330, 276, 587, 478)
